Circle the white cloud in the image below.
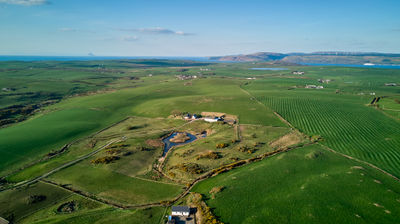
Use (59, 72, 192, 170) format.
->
(58, 27, 96, 34)
(119, 27, 194, 36)
(122, 36, 139, 42)
(0, 0, 49, 6)
(59, 27, 78, 32)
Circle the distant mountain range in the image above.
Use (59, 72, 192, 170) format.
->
(209, 52, 400, 65)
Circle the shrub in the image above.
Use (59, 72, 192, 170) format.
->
(216, 143, 229, 149)
(196, 151, 221, 160)
(26, 195, 46, 204)
(91, 156, 119, 164)
(171, 163, 204, 174)
(236, 145, 257, 154)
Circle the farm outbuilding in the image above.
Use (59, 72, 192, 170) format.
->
(204, 117, 223, 123)
(171, 206, 190, 217)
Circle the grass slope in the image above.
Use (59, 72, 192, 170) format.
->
(192, 144, 400, 224)
(0, 77, 283, 176)
(47, 161, 183, 205)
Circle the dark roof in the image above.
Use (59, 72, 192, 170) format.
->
(172, 206, 190, 213)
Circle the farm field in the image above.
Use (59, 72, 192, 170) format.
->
(0, 181, 165, 224)
(0, 60, 400, 223)
(163, 121, 294, 182)
(0, 70, 284, 177)
(244, 79, 400, 177)
(191, 144, 400, 224)
(377, 97, 400, 119)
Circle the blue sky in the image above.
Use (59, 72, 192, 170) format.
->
(0, 0, 399, 56)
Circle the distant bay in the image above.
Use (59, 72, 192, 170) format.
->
(0, 55, 216, 62)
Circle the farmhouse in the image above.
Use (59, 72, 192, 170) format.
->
(204, 116, 223, 123)
(292, 71, 305, 75)
(171, 206, 190, 217)
(183, 113, 191, 120)
(318, 79, 332, 84)
(385, 83, 397, 86)
(305, 85, 324, 89)
(183, 113, 200, 120)
(176, 75, 197, 80)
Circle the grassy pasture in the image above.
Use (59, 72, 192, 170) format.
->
(244, 71, 400, 178)
(0, 76, 283, 177)
(46, 161, 183, 205)
(5, 116, 183, 183)
(192, 144, 400, 224)
(164, 121, 291, 181)
(254, 92, 400, 177)
(21, 206, 165, 224)
(377, 97, 400, 119)
(0, 182, 73, 223)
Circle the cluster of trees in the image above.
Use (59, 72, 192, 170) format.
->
(57, 201, 76, 213)
(216, 143, 229, 149)
(0, 104, 39, 126)
(196, 151, 221, 160)
(187, 193, 224, 224)
(91, 156, 119, 164)
(236, 145, 257, 154)
(136, 146, 153, 151)
(171, 163, 204, 174)
(26, 195, 46, 205)
(0, 93, 60, 127)
(106, 143, 133, 156)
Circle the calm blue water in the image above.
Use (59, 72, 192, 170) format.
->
(162, 132, 197, 157)
(1, 56, 399, 69)
(250, 68, 289, 71)
(0, 55, 218, 62)
(302, 63, 400, 69)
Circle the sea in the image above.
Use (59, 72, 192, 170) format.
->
(0, 55, 217, 62)
(0, 56, 400, 69)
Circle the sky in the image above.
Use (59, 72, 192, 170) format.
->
(0, 0, 399, 56)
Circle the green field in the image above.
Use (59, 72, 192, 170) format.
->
(242, 66, 400, 178)
(0, 74, 284, 177)
(192, 144, 400, 224)
(1, 60, 400, 223)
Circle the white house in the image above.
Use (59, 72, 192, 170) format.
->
(204, 117, 222, 123)
(171, 206, 190, 217)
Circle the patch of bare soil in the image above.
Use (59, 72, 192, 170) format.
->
(201, 112, 226, 117)
(198, 98, 213, 103)
(351, 166, 365, 170)
(146, 139, 163, 148)
(270, 131, 302, 149)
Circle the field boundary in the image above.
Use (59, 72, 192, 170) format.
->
(1, 138, 122, 192)
(318, 143, 400, 182)
(1, 116, 132, 180)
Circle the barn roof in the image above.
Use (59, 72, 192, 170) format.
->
(172, 206, 190, 213)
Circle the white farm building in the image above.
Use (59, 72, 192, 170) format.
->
(171, 206, 190, 217)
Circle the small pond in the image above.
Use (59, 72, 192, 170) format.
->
(162, 132, 197, 157)
(250, 68, 289, 71)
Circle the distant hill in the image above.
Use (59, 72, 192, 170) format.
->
(209, 52, 288, 62)
(210, 52, 400, 65)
